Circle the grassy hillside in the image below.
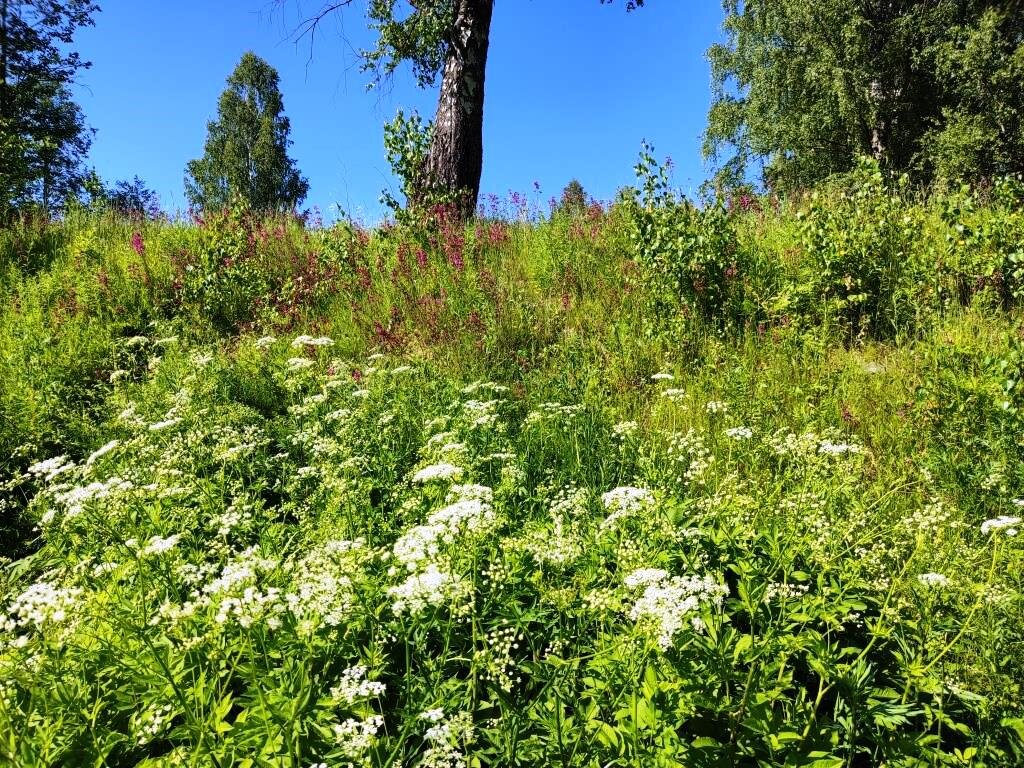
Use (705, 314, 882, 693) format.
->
(1, 169, 1023, 765)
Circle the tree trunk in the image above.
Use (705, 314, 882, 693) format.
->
(423, 0, 493, 220)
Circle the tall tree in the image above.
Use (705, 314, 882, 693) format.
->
(0, 0, 98, 215)
(291, 0, 643, 219)
(185, 52, 308, 212)
(704, 0, 1023, 192)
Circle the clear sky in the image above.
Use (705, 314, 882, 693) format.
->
(71, 1, 725, 222)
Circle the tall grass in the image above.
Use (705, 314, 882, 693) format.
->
(1, 176, 1023, 764)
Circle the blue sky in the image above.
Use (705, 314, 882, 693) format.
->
(72, 1, 725, 222)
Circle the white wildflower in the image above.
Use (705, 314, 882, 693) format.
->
(27, 455, 75, 482)
(917, 572, 950, 588)
(148, 417, 182, 431)
(627, 572, 728, 649)
(981, 515, 1020, 535)
(600, 486, 654, 529)
(330, 665, 386, 704)
(412, 463, 464, 484)
(818, 440, 861, 456)
(141, 534, 181, 557)
(86, 440, 119, 466)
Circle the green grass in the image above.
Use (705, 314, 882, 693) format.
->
(0, 184, 1023, 766)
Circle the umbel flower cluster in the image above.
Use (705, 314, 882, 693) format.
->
(1, 331, 1021, 766)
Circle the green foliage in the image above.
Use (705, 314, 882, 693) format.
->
(922, 7, 1024, 185)
(185, 52, 308, 213)
(705, 0, 1024, 192)
(556, 180, 588, 217)
(4, 190, 1024, 765)
(626, 143, 750, 333)
(791, 159, 928, 338)
(0, 0, 98, 216)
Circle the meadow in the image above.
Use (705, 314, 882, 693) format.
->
(1, 162, 1023, 766)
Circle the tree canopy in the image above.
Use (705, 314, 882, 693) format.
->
(185, 52, 308, 212)
(704, 0, 1023, 192)
(0, 0, 98, 215)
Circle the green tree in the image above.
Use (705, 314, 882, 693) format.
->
(922, 5, 1023, 185)
(0, 0, 98, 216)
(185, 52, 308, 212)
(704, 0, 1023, 192)
(290, 0, 643, 219)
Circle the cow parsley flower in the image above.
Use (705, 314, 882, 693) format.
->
(818, 440, 861, 456)
(662, 388, 686, 403)
(651, 372, 674, 381)
(388, 565, 470, 616)
(917, 572, 950, 588)
(627, 572, 728, 649)
(600, 486, 654, 529)
(330, 665, 386, 704)
(255, 335, 277, 349)
(292, 334, 334, 348)
(3, 581, 83, 632)
(141, 534, 181, 556)
(981, 515, 1020, 535)
(725, 426, 753, 440)
(27, 455, 75, 482)
(412, 463, 464, 484)
(149, 417, 182, 431)
(86, 440, 120, 466)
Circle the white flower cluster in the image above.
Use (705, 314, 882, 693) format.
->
(330, 665, 386, 704)
(47, 476, 133, 523)
(524, 401, 582, 426)
(661, 388, 687, 403)
(705, 400, 728, 414)
(418, 709, 474, 768)
(412, 463, 464, 485)
(388, 565, 471, 617)
(141, 534, 181, 557)
(286, 357, 315, 372)
(981, 515, 1020, 536)
(917, 572, 950, 588)
(764, 581, 810, 601)
(600, 486, 655, 530)
(724, 426, 753, 441)
(2, 581, 83, 634)
(524, 486, 587, 567)
(462, 398, 502, 430)
(902, 499, 953, 537)
(461, 380, 508, 396)
(332, 715, 384, 759)
(285, 540, 365, 634)
(474, 624, 524, 692)
(818, 440, 862, 456)
(27, 455, 75, 482)
(148, 417, 182, 432)
(85, 439, 120, 467)
(624, 569, 728, 649)
(667, 429, 714, 483)
(133, 703, 173, 746)
(255, 335, 276, 349)
(612, 420, 638, 439)
(651, 372, 674, 381)
(292, 334, 334, 348)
